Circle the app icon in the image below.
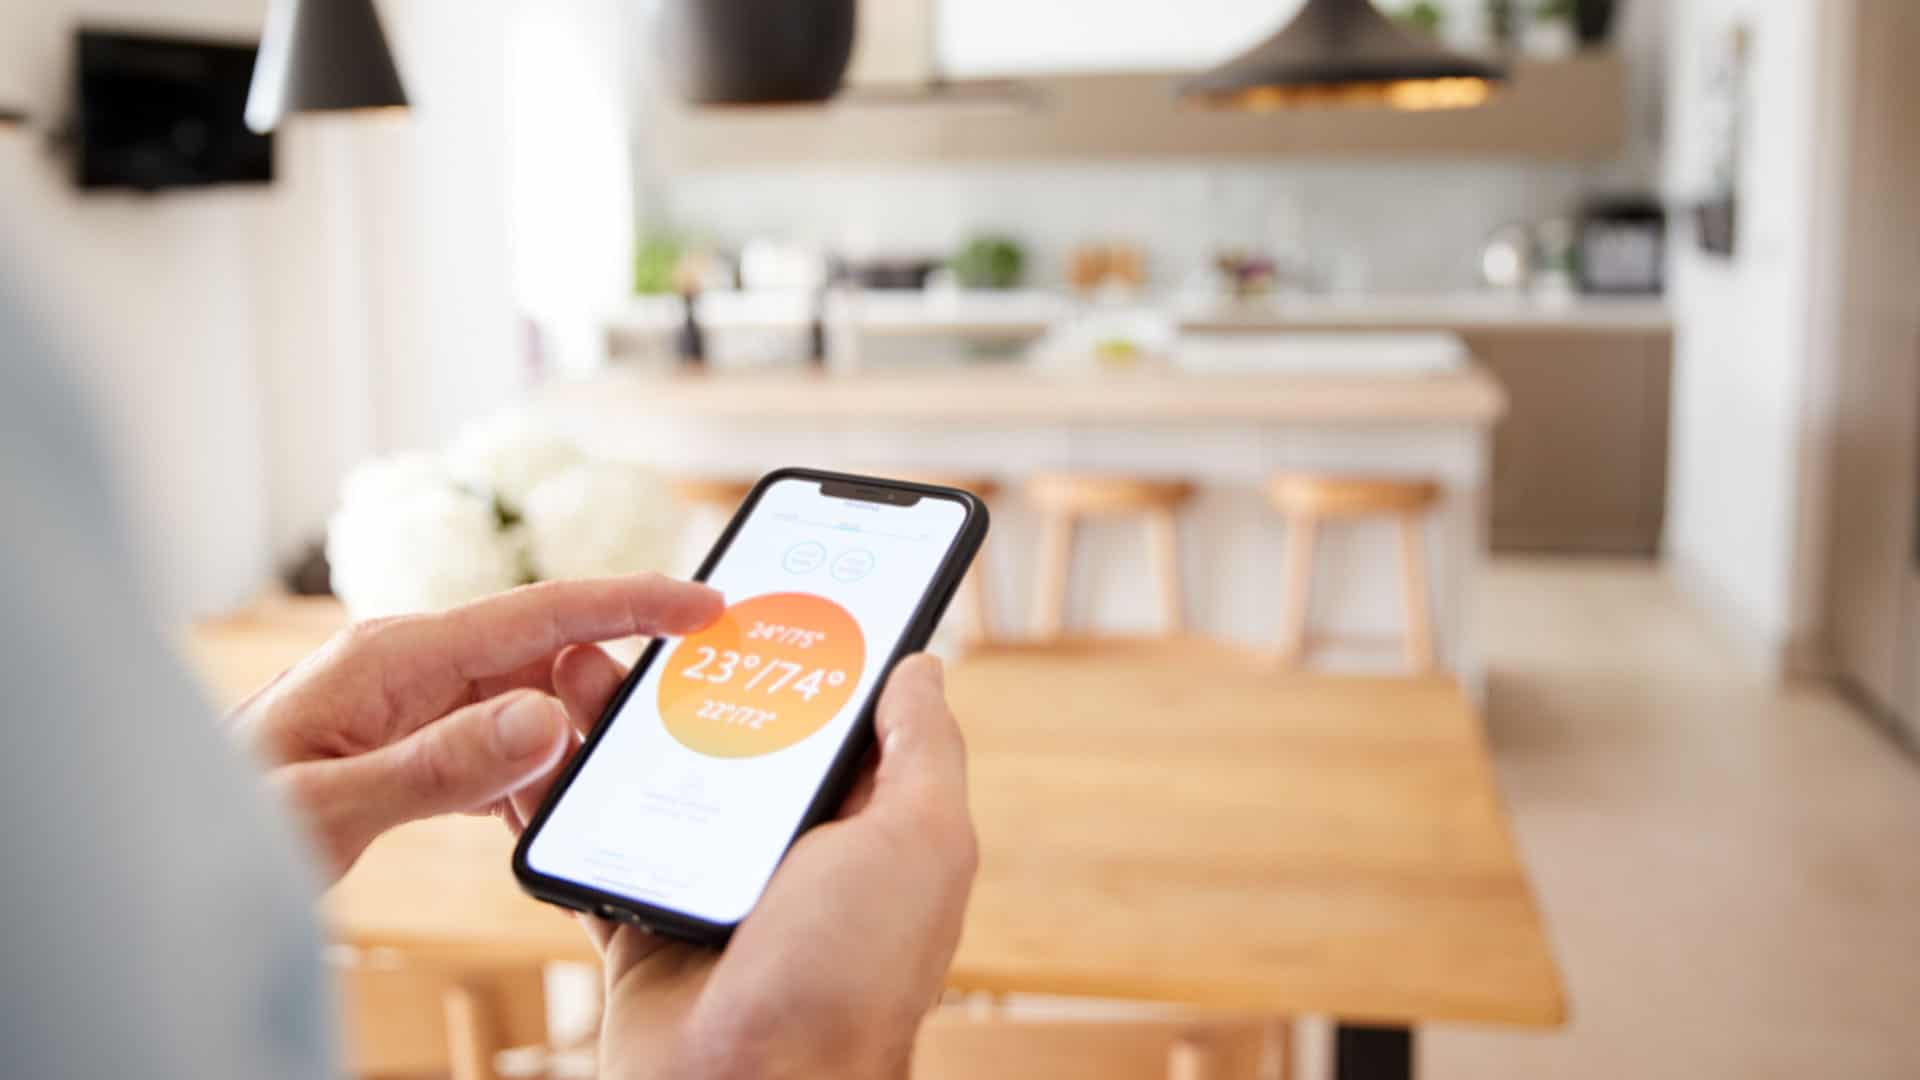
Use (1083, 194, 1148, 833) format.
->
(782, 541, 828, 574)
(830, 548, 876, 582)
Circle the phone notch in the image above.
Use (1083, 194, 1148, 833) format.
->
(820, 479, 922, 507)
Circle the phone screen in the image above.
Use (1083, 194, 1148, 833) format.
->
(523, 476, 972, 927)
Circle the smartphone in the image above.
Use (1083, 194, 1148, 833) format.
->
(512, 468, 988, 945)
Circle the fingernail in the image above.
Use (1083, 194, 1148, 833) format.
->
(497, 695, 558, 759)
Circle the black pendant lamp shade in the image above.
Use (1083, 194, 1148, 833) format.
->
(661, 0, 856, 106)
(1182, 0, 1505, 112)
(245, 0, 409, 134)
(0, 107, 26, 129)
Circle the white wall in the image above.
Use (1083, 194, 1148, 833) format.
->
(0, 0, 278, 620)
(505, 0, 639, 375)
(1660, 0, 1829, 670)
(0, 0, 523, 617)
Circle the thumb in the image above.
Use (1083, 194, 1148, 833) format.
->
(283, 690, 571, 875)
(868, 655, 969, 822)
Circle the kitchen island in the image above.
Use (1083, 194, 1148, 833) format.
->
(534, 347, 1505, 688)
(603, 291, 1669, 555)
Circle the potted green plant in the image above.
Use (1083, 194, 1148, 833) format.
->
(633, 231, 686, 296)
(951, 234, 1026, 291)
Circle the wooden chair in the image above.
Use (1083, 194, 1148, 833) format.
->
(1267, 472, 1442, 672)
(1025, 473, 1195, 641)
(335, 954, 551, 1080)
(879, 471, 1002, 645)
(913, 1012, 1287, 1080)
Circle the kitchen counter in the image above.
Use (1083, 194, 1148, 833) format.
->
(539, 364, 1507, 427)
(1178, 293, 1673, 335)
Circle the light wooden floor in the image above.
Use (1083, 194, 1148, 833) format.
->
(1406, 558, 1920, 1079)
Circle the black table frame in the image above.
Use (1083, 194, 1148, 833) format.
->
(1335, 1023, 1414, 1080)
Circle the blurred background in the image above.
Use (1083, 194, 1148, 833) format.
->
(2, 0, 1917, 1077)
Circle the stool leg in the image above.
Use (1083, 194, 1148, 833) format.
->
(1277, 516, 1318, 667)
(1033, 513, 1076, 641)
(1147, 508, 1185, 635)
(1397, 512, 1437, 672)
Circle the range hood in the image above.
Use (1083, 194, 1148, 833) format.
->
(1181, 0, 1505, 111)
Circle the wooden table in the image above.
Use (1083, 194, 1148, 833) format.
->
(191, 603, 1564, 1080)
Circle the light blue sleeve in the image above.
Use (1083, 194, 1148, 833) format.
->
(0, 278, 339, 1080)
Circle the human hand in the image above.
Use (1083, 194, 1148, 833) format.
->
(233, 576, 724, 883)
(501, 651, 977, 1080)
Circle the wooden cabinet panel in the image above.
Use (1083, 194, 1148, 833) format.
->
(656, 57, 1628, 168)
(1469, 330, 1673, 556)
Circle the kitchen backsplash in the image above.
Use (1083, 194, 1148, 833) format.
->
(650, 158, 1636, 294)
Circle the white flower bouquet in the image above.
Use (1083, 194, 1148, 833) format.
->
(327, 413, 679, 618)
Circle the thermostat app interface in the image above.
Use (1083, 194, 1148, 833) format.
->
(527, 478, 968, 925)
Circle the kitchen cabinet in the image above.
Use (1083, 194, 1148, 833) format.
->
(654, 56, 1627, 168)
(1470, 329, 1672, 556)
(1182, 306, 1674, 556)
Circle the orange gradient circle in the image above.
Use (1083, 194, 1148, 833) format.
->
(658, 593, 865, 758)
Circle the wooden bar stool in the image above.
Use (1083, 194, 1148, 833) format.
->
(1267, 472, 1442, 672)
(1025, 473, 1196, 641)
(668, 475, 756, 518)
(882, 471, 1001, 645)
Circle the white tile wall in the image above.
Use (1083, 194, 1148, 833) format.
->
(654, 159, 1616, 293)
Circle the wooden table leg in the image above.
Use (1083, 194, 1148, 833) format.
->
(1334, 1024, 1412, 1080)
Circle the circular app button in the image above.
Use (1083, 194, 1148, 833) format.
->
(782, 541, 828, 574)
(830, 548, 876, 582)
(658, 593, 864, 758)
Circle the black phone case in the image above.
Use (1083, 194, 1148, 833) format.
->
(511, 467, 989, 947)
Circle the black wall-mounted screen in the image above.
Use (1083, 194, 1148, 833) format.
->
(74, 29, 272, 192)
